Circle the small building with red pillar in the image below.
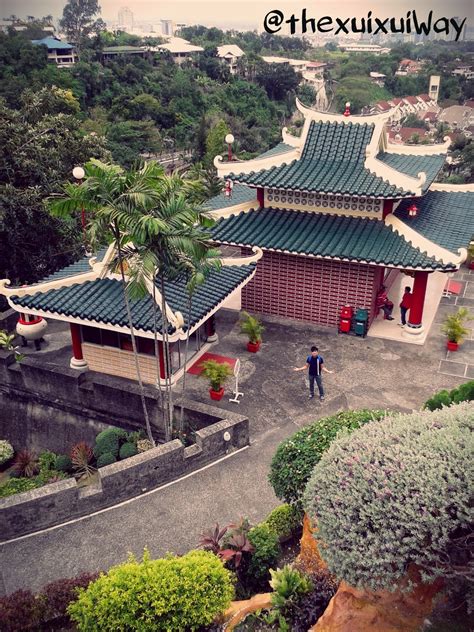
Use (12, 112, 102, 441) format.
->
(0, 245, 261, 382)
(209, 100, 474, 342)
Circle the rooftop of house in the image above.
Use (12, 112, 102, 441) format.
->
(157, 38, 204, 53)
(216, 45, 245, 58)
(31, 36, 73, 50)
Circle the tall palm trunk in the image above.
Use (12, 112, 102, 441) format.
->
(178, 295, 193, 434)
(114, 223, 155, 446)
(159, 273, 174, 441)
(151, 275, 165, 426)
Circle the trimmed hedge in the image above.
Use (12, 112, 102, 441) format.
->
(68, 550, 234, 631)
(119, 442, 138, 460)
(269, 410, 386, 507)
(262, 504, 303, 541)
(55, 454, 73, 473)
(96, 452, 117, 468)
(424, 380, 474, 411)
(93, 428, 127, 459)
(304, 403, 473, 590)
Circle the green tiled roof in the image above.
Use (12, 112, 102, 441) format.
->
(229, 121, 412, 198)
(256, 142, 294, 159)
(203, 183, 256, 211)
(396, 190, 474, 254)
(376, 152, 445, 192)
(211, 207, 455, 270)
(37, 248, 108, 284)
(12, 265, 255, 334)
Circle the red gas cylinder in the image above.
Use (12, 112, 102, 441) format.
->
(340, 305, 353, 319)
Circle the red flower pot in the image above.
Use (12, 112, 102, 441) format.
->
(447, 341, 459, 351)
(247, 341, 261, 353)
(209, 387, 224, 401)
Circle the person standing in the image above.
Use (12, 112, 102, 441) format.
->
(399, 286, 412, 327)
(293, 346, 333, 400)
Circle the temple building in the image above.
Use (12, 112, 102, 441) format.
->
(0, 244, 261, 384)
(207, 100, 474, 342)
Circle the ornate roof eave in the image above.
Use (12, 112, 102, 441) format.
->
(385, 136, 452, 156)
(214, 238, 455, 272)
(295, 97, 398, 125)
(429, 182, 474, 192)
(4, 259, 260, 343)
(214, 148, 300, 177)
(0, 242, 116, 299)
(384, 214, 467, 265)
(365, 150, 424, 196)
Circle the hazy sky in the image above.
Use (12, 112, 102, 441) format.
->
(3, 0, 473, 31)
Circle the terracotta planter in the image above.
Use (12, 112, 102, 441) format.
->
(247, 341, 261, 353)
(209, 387, 224, 401)
(447, 340, 459, 351)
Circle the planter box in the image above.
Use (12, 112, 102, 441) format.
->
(247, 341, 261, 353)
(209, 387, 224, 401)
(447, 341, 459, 351)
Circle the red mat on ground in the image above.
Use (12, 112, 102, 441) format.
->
(187, 352, 237, 375)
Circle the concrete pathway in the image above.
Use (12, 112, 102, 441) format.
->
(1, 281, 472, 596)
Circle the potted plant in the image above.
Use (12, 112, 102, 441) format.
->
(200, 359, 233, 401)
(240, 311, 264, 352)
(441, 307, 472, 351)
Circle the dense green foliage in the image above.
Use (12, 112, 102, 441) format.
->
(246, 525, 280, 588)
(0, 439, 14, 465)
(304, 403, 473, 590)
(119, 442, 138, 459)
(55, 454, 73, 473)
(68, 549, 234, 631)
(262, 504, 303, 540)
(424, 380, 474, 411)
(96, 452, 117, 468)
(93, 428, 128, 458)
(269, 410, 386, 507)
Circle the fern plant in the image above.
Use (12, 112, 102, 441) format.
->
(239, 311, 264, 344)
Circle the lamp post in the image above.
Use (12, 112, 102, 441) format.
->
(408, 202, 418, 218)
(72, 166, 88, 250)
(225, 133, 235, 162)
(343, 102, 351, 117)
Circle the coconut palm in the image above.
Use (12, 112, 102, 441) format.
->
(49, 159, 167, 446)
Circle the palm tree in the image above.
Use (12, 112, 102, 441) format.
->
(126, 172, 217, 441)
(50, 159, 167, 446)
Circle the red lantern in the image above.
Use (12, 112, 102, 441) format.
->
(408, 203, 418, 217)
(224, 180, 234, 198)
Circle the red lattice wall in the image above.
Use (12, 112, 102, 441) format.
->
(241, 250, 383, 327)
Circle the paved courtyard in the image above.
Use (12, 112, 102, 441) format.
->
(1, 273, 472, 596)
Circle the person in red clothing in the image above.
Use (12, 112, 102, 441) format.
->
(376, 285, 394, 320)
(399, 286, 412, 327)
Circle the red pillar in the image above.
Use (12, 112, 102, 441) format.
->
(382, 200, 393, 219)
(205, 315, 218, 342)
(69, 323, 88, 370)
(70, 323, 83, 360)
(408, 271, 429, 329)
(257, 187, 264, 208)
(158, 341, 166, 379)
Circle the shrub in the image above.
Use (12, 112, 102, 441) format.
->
(0, 589, 42, 632)
(269, 410, 386, 507)
(93, 428, 128, 458)
(262, 504, 303, 540)
(270, 564, 313, 610)
(424, 381, 474, 411)
(55, 454, 73, 473)
(0, 477, 40, 498)
(137, 438, 154, 453)
(239, 310, 264, 343)
(39, 572, 100, 621)
(246, 524, 280, 590)
(39, 450, 57, 473)
(286, 570, 338, 632)
(119, 441, 138, 460)
(0, 439, 14, 465)
(68, 549, 234, 631)
(70, 442, 95, 478)
(96, 452, 117, 468)
(304, 402, 473, 591)
(13, 449, 39, 478)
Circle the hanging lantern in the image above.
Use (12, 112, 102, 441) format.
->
(408, 202, 418, 218)
(343, 102, 351, 117)
(224, 180, 234, 198)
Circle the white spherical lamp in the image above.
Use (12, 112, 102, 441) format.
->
(72, 166, 85, 180)
(225, 133, 235, 144)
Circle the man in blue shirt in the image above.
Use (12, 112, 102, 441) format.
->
(293, 346, 333, 400)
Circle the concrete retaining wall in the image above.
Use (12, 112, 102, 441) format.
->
(0, 350, 249, 541)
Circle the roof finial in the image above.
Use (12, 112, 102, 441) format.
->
(343, 102, 351, 117)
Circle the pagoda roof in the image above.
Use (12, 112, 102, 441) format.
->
(395, 189, 474, 255)
(203, 183, 257, 211)
(2, 245, 262, 340)
(215, 100, 450, 199)
(211, 207, 457, 271)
